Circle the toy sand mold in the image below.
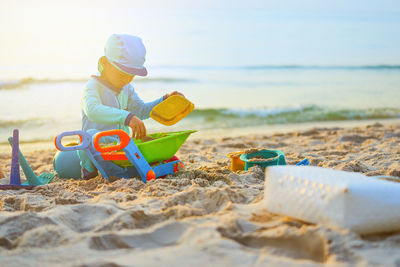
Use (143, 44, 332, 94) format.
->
(150, 95, 194, 126)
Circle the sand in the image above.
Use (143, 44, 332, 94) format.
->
(0, 123, 399, 266)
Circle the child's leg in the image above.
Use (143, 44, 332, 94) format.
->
(77, 149, 96, 173)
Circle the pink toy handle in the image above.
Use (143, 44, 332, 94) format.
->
(55, 130, 90, 151)
(93, 129, 131, 153)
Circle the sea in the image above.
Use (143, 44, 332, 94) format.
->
(0, 65, 399, 146)
(1, 3, 399, 149)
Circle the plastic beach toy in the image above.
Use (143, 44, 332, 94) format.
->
(264, 165, 400, 234)
(240, 149, 286, 170)
(0, 129, 35, 190)
(150, 95, 194, 126)
(53, 149, 81, 180)
(55, 130, 109, 180)
(226, 151, 246, 171)
(8, 137, 55, 185)
(296, 158, 310, 166)
(101, 130, 196, 167)
(9, 129, 20, 186)
(94, 130, 190, 182)
(228, 149, 308, 171)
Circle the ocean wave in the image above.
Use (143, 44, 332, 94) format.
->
(1, 107, 399, 127)
(0, 118, 45, 128)
(0, 137, 54, 145)
(0, 78, 87, 90)
(187, 106, 400, 127)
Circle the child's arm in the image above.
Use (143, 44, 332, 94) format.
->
(127, 88, 185, 120)
(127, 88, 164, 120)
(83, 85, 131, 125)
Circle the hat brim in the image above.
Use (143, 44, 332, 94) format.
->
(113, 61, 148, 77)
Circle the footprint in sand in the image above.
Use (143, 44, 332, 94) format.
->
(0, 213, 56, 242)
(89, 221, 190, 250)
(218, 226, 328, 263)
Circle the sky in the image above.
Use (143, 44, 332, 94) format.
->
(0, 0, 399, 78)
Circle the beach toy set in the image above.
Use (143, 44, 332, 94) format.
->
(53, 96, 196, 182)
(0, 95, 195, 187)
(55, 129, 194, 183)
(227, 149, 309, 172)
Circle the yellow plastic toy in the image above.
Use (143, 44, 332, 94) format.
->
(150, 95, 194, 126)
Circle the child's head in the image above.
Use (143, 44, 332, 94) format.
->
(98, 34, 148, 88)
(98, 56, 135, 89)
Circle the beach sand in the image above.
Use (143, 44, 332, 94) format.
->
(0, 123, 399, 266)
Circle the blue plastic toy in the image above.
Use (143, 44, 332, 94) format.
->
(296, 158, 310, 166)
(55, 130, 110, 180)
(53, 150, 81, 180)
(240, 150, 287, 171)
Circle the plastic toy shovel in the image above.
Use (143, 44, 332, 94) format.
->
(7, 136, 55, 185)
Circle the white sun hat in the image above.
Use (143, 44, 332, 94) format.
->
(104, 34, 148, 76)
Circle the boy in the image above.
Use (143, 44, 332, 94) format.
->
(79, 34, 183, 179)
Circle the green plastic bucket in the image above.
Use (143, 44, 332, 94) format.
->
(240, 150, 287, 171)
(112, 130, 196, 167)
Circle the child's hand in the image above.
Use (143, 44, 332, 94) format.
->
(164, 91, 185, 100)
(128, 116, 146, 140)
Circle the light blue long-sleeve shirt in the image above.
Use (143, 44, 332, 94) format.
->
(82, 76, 164, 134)
(79, 76, 164, 174)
